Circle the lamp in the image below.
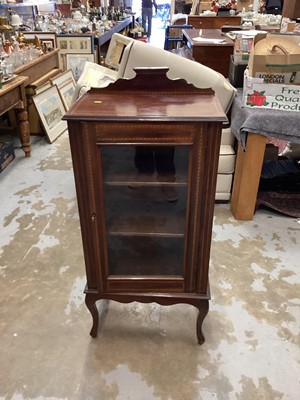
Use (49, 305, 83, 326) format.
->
(10, 13, 22, 27)
(282, 0, 300, 20)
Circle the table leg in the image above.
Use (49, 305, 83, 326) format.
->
(16, 108, 31, 157)
(230, 133, 266, 221)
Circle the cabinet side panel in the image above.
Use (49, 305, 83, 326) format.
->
(68, 121, 104, 291)
(185, 122, 222, 294)
(196, 123, 222, 294)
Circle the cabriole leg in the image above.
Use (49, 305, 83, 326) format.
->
(196, 300, 209, 345)
(85, 294, 99, 338)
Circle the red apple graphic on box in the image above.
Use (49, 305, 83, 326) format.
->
(247, 91, 269, 107)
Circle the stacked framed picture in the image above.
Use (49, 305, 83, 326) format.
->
(56, 34, 95, 80)
(22, 32, 57, 50)
(33, 85, 68, 143)
(51, 70, 76, 110)
(33, 70, 76, 143)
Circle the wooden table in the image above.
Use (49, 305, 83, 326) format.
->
(230, 91, 300, 220)
(230, 134, 267, 220)
(183, 29, 234, 78)
(14, 48, 60, 85)
(1, 50, 60, 155)
(0, 75, 31, 157)
(14, 49, 60, 136)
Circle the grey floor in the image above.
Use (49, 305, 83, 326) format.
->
(0, 128, 299, 400)
(1, 20, 300, 400)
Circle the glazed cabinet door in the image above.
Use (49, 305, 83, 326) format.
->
(101, 142, 189, 291)
(70, 120, 221, 295)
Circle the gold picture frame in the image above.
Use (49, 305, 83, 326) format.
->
(33, 85, 68, 143)
(58, 79, 76, 111)
(50, 69, 76, 89)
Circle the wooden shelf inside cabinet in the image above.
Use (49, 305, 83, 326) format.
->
(104, 174, 188, 186)
(63, 67, 227, 344)
(107, 213, 186, 237)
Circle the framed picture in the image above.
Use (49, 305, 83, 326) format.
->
(66, 53, 95, 81)
(56, 34, 94, 54)
(105, 34, 132, 69)
(35, 82, 52, 95)
(22, 32, 57, 47)
(40, 38, 55, 51)
(33, 85, 68, 143)
(50, 69, 76, 89)
(58, 80, 76, 111)
(56, 34, 94, 71)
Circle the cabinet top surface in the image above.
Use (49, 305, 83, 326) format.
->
(64, 90, 226, 121)
(64, 88, 227, 123)
(183, 29, 234, 46)
(64, 68, 227, 123)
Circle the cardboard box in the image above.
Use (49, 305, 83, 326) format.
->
(248, 34, 300, 84)
(0, 141, 15, 173)
(253, 71, 300, 85)
(243, 69, 300, 112)
(248, 55, 300, 85)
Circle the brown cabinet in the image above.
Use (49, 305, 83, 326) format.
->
(282, 0, 300, 19)
(64, 68, 227, 344)
(183, 28, 234, 77)
(188, 15, 242, 29)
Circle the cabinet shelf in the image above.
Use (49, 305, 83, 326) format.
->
(105, 186, 187, 237)
(108, 214, 186, 237)
(101, 145, 189, 188)
(107, 236, 184, 276)
(109, 231, 185, 238)
(104, 173, 187, 187)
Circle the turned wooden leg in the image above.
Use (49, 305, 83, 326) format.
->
(85, 294, 99, 338)
(16, 108, 31, 157)
(196, 300, 209, 345)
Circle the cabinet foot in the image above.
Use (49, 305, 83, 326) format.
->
(196, 300, 209, 345)
(84, 292, 210, 343)
(85, 294, 99, 338)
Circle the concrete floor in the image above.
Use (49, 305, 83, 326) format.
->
(1, 20, 300, 400)
(0, 129, 299, 400)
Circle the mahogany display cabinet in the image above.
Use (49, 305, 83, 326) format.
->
(64, 68, 227, 344)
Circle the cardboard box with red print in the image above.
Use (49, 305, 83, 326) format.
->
(243, 69, 300, 112)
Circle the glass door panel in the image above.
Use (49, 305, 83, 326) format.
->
(101, 145, 189, 276)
